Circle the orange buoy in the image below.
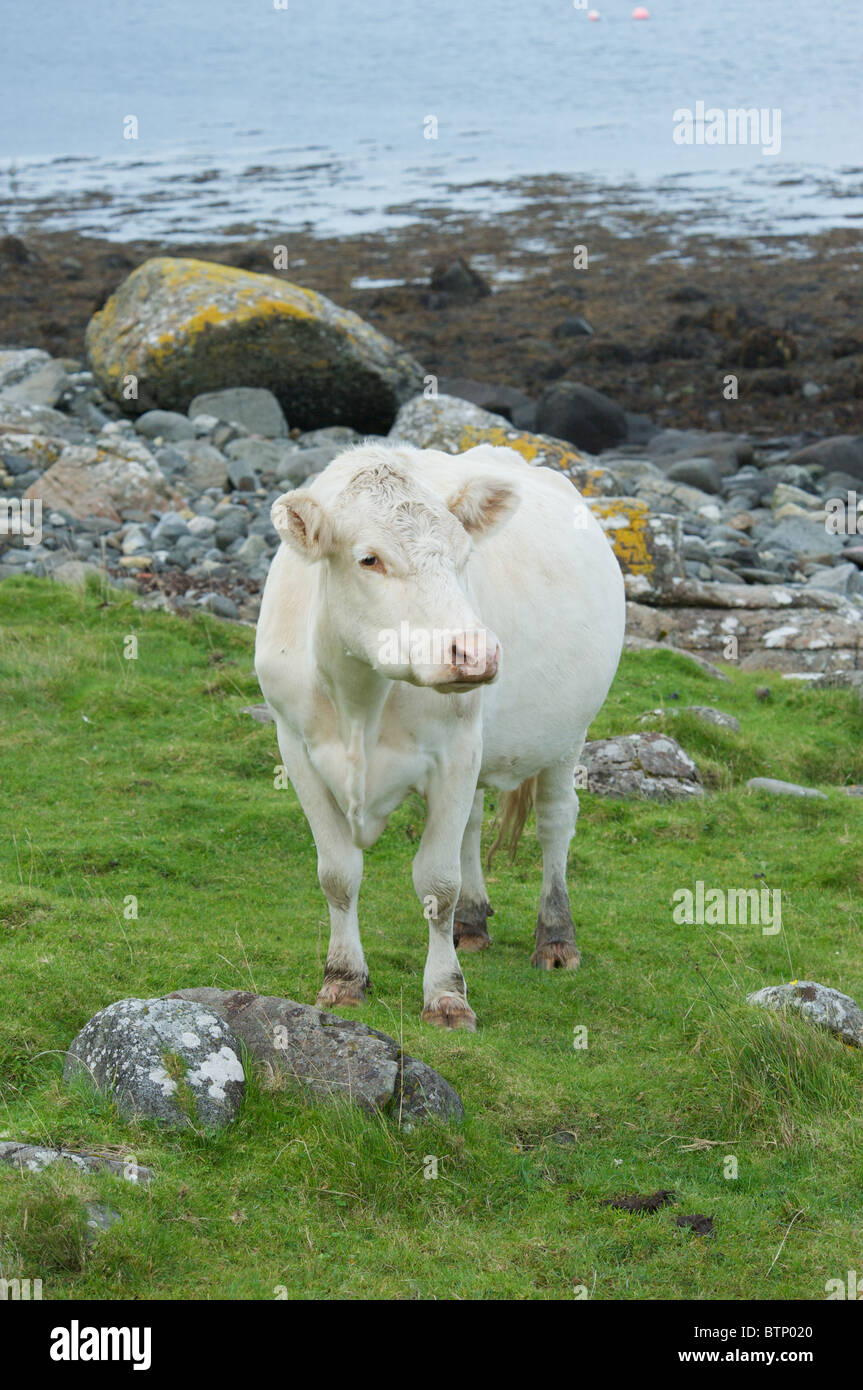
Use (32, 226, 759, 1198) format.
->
(588, 8, 600, 18)
(633, 5, 650, 16)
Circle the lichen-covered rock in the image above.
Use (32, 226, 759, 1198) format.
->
(639, 705, 740, 731)
(625, 582, 863, 675)
(587, 497, 684, 596)
(580, 732, 704, 800)
(746, 981, 863, 1048)
(390, 394, 618, 497)
(63, 997, 245, 1130)
(170, 987, 464, 1125)
(0, 1142, 150, 1184)
(23, 436, 180, 522)
(85, 257, 425, 433)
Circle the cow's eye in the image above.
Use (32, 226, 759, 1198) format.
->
(358, 554, 384, 572)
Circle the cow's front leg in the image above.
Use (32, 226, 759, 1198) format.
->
(414, 759, 480, 1030)
(454, 788, 494, 952)
(531, 756, 581, 970)
(276, 728, 369, 1007)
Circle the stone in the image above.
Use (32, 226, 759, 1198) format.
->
(437, 377, 535, 425)
(806, 563, 863, 597)
(781, 436, 863, 483)
(0, 348, 51, 391)
(625, 581, 862, 674)
(0, 1142, 151, 1184)
(746, 981, 863, 1048)
(0, 361, 69, 409)
(664, 457, 722, 494)
(580, 732, 703, 800)
(199, 592, 239, 619)
(586, 498, 684, 599)
(227, 457, 257, 492)
(171, 439, 229, 492)
(0, 401, 87, 442)
(391, 394, 617, 496)
(746, 777, 827, 799)
(151, 511, 191, 544)
(429, 257, 490, 300)
(48, 560, 107, 588)
(639, 706, 740, 732)
(84, 1203, 122, 1242)
(755, 517, 844, 564)
(63, 996, 245, 1129)
(85, 257, 424, 433)
(170, 988, 464, 1124)
(534, 381, 627, 454)
(23, 437, 179, 522)
(188, 387, 288, 438)
(633, 475, 717, 516)
(134, 409, 196, 443)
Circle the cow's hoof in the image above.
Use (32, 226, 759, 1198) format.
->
(421, 994, 478, 1031)
(454, 921, 492, 952)
(531, 941, 581, 971)
(316, 979, 367, 1008)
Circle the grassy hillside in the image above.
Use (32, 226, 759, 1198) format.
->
(0, 574, 861, 1300)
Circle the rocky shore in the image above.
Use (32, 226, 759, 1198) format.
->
(1, 243, 861, 678)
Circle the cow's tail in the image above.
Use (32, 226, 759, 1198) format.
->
(486, 776, 538, 867)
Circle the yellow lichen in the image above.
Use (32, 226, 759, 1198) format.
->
(588, 499, 655, 576)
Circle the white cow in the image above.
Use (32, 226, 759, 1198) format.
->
(255, 442, 624, 1029)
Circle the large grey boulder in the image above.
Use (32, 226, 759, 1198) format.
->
(63, 997, 245, 1130)
(580, 732, 704, 800)
(188, 387, 288, 438)
(85, 256, 424, 433)
(746, 981, 863, 1048)
(170, 987, 464, 1125)
(534, 382, 627, 454)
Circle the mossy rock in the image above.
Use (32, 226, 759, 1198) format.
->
(85, 257, 425, 433)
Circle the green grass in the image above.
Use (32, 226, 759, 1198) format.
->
(0, 573, 861, 1300)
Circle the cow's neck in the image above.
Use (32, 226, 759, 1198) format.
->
(312, 604, 391, 840)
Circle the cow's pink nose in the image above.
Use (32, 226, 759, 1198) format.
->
(449, 632, 500, 682)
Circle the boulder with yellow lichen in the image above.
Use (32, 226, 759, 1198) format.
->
(85, 257, 425, 433)
(586, 496, 685, 599)
(390, 393, 619, 497)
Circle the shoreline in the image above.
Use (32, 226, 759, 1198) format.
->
(2, 185, 861, 439)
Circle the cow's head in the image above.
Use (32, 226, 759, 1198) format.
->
(271, 447, 519, 691)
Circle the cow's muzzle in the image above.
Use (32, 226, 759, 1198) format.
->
(441, 629, 501, 688)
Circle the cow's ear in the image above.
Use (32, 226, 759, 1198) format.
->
(271, 491, 334, 561)
(447, 477, 520, 539)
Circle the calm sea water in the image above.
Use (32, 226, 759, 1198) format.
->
(2, 0, 862, 241)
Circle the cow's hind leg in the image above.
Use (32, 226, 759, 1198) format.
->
(415, 757, 479, 1030)
(454, 789, 494, 952)
(531, 756, 581, 971)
